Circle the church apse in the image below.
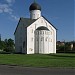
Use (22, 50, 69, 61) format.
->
(34, 26, 51, 54)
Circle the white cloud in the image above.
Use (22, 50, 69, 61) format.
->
(6, 0, 15, 4)
(0, 4, 13, 14)
(0, 9, 3, 13)
(11, 15, 19, 21)
(0, 1, 19, 21)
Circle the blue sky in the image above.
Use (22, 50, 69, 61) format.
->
(0, 0, 74, 41)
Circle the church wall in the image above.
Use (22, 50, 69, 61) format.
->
(21, 27, 27, 54)
(41, 17, 56, 53)
(27, 19, 46, 54)
(35, 30, 55, 54)
(15, 21, 23, 53)
(38, 31, 44, 53)
(34, 31, 39, 53)
(53, 30, 56, 53)
(35, 17, 56, 53)
(27, 24, 35, 54)
(15, 20, 27, 54)
(44, 31, 49, 54)
(14, 1, 57, 54)
(27, 17, 56, 54)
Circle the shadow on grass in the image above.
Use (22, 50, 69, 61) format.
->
(48, 54, 75, 58)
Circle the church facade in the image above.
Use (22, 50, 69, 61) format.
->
(14, 2, 57, 54)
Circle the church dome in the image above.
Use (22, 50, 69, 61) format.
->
(29, 2, 41, 11)
(36, 26, 49, 31)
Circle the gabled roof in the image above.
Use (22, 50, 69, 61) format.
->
(21, 17, 36, 27)
(14, 17, 36, 34)
(14, 16, 57, 35)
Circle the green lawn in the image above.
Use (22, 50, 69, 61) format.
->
(0, 53, 75, 68)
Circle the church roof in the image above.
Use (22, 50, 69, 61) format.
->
(14, 16, 57, 35)
(29, 2, 41, 11)
(36, 26, 49, 31)
(14, 17, 36, 34)
(21, 17, 36, 26)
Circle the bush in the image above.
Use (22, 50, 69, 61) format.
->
(3, 47, 15, 53)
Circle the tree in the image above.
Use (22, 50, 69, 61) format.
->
(57, 41, 75, 53)
(0, 38, 15, 53)
(4, 38, 15, 53)
(0, 41, 6, 50)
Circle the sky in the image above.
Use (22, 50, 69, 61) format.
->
(0, 0, 74, 42)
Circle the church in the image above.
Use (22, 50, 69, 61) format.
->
(14, 2, 57, 54)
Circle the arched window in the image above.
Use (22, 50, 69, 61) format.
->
(41, 37, 44, 41)
(43, 31, 44, 34)
(40, 31, 42, 34)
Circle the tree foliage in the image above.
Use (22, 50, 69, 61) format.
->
(57, 41, 75, 53)
(0, 38, 15, 53)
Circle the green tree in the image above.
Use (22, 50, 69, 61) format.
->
(0, 41, 6, 50)
(3, 38, 15, 53)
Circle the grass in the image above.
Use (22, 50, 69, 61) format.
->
(0, 53, 75, 68)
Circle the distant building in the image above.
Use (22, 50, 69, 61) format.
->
(14, 2, 57, 54)
(57, 41, 65, 46)
(70, 43, 73, 50)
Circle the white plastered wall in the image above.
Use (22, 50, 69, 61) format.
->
(27, 17, 56, 54)
(30, 10, 41, 19)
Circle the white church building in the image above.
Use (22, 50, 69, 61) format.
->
(14, 2, 57, 54)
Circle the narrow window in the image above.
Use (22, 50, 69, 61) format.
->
(43, 31, 44, 34)
(41, 37, 44, 41)
(51, 39, 52, 42)
(40, 31, 41, 34)
(41, 38, 42, 41)
(45, 37, 48, 41)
